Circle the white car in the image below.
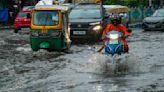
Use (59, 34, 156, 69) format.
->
(142, 8, 164, 31)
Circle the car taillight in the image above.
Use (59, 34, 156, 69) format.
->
(14, 19, 19, 22)
(24, 19, 27, 21)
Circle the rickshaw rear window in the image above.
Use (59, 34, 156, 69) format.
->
(33, 10, 59, 26)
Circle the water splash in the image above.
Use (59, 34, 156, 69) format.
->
(87, 53, 141, 76)
(16, 45, 31, 52)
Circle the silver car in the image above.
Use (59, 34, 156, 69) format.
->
(142, 8, 164, 31)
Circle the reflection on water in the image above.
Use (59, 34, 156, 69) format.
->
(87, 53, 140, 76)
(0, 29, 164, 92)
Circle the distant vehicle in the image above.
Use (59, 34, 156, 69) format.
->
(13, 10, 32, 33)
(61, 3, 75, 9)
(69, 3, 106, 43)
(30, 5, 71, 52)
(103, 5, 130, 28)
(104, 30, 129, 73)
(22, 6, 34, 11)
(142, 8, 164, 31)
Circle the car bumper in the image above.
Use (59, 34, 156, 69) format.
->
(142, 23, 164, 30)
(14, 23, 30, 29)
(70, 28, 102, 40)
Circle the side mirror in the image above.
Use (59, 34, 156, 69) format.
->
(127, 29, 132, 33)
(27, 13, 31, 19)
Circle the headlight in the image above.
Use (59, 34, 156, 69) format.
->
(89, 22, 100, 25)
(109, 34, 119, 40)
(93, 25, 102, 31)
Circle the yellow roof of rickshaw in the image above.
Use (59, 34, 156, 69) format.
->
(103, 5, 129, 13)
(34, 5, 69, 11)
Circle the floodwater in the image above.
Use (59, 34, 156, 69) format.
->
(0, 29, 164, 92)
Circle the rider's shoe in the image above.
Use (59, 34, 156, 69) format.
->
(124, 45, 129, 53)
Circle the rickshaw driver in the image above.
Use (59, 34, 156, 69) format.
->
(98, 15, 131, 52)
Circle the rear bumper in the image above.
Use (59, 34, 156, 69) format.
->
(14, 24, 30, 29)
(142, 23, 164, 31)
(30, 35, 67, 51)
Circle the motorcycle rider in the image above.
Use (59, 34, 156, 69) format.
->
(98, 15, 131, 52)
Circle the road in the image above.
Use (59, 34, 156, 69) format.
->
(0, 29, 164, 92)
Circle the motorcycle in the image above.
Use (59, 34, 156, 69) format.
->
(104, 30, 128, 56)
(103, 30, 130, 74)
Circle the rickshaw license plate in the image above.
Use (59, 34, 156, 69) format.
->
(109, 40, 118, 44)
(73, 31, 86, 35)
(39, 33, 49, 36)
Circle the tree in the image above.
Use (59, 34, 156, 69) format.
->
(104, 0, 147, 7)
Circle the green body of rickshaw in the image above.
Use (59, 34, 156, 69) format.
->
(30, 5, 71, 51)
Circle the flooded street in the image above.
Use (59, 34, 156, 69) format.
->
(0, 29, 164, 92)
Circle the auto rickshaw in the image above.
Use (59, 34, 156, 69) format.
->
(30, 5, 71, 51)
(103, 5, 130, 27)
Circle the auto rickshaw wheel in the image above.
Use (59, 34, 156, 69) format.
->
(31, 44, 39, 51)
(62, 43, 72, 53)
(32, 48, 39, 51)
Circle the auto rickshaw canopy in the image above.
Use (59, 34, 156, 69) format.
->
(31, 5, 70, 29)
(103, 5, 129, 13)
(34, 5, 69, 12)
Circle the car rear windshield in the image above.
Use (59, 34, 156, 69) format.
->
(18, 12, 29, 18)
(152, 9, 164, 17)
(33, 10, 59, 26)
(69, 8, 101, 19)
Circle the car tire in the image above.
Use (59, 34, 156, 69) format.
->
(143, 29, 150, 32)
(14, 29, 19, 33)
(31, 44, 39, 51)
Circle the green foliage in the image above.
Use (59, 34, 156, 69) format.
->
(0, 0, 6, 9)
(104, 0, 147, 7)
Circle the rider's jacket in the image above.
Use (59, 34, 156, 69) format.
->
(102, 23, 130, 37)
(102, 23, 131, 45)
